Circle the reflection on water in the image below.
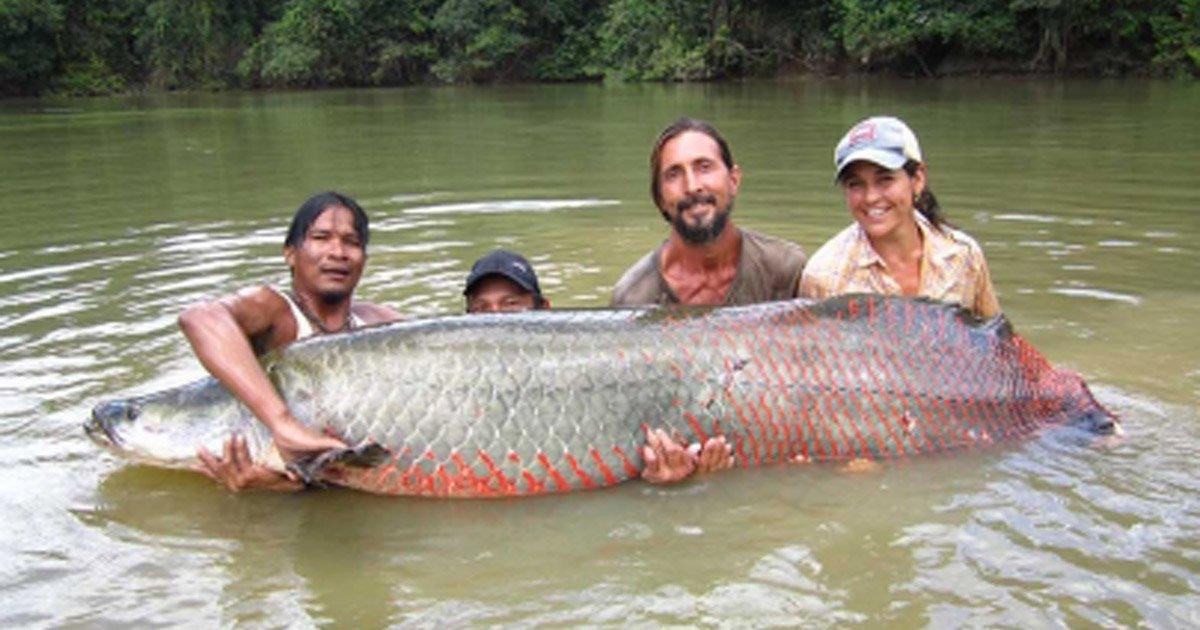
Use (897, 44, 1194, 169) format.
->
(1, 80, 1198, 625)
(67, 399, 1198, 627)
(403, 198, 621, 215)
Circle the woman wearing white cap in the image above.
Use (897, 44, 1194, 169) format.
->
(799, 116, 1000, 318)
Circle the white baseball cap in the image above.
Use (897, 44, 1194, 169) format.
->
(834, 116, 923, 181)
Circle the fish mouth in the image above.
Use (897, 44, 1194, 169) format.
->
(1076, 380, 1120, 434)
(84, 400, 139, 449)
(1048, 370, 1120, 434)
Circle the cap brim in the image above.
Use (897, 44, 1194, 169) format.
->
(835, 148, 908, 181)
(463, 271, 538, 296)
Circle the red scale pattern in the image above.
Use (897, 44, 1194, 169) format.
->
(318, 295, 1114, 498)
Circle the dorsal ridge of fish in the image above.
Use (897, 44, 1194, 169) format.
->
(809, 293, 1015, 339)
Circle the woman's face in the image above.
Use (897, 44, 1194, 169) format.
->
(839, 161, 926, 241)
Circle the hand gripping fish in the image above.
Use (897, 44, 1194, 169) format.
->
(86, 295, 1118, 497)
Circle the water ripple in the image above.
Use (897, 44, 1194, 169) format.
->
(403, 198, 620, 215)
(894, 395, 1200, 626)
(1047, 287, 1142, 305)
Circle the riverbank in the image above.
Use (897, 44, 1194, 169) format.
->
(4, 1, 1196, 98)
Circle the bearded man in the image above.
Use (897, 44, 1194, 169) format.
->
(609, 118, 807, 482)
(610, 117, 807, 307)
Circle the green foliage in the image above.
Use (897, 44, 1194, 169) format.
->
(238, 0, 439, 87)
(430, 0, 529, 82)
(54, 55, 128, 95)
(238, 0, 369, 87)
(1148, 0, 1200, 75)
(363, 0, 438, 84)
(0, 0, 63, 95)
(728, 1, 840, 72)
(599, 0, 731, 81)
(1, 0, 1195, 96)
(525, 1, 605, 81)
(837, 0, 1023, 74)
(136, 0, 278, 89)
(51, 0, 147, 95)
(837, 0, 918, 68)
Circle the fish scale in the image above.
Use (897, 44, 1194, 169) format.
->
(86, 294, 1118, 498)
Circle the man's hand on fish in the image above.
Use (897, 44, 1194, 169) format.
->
(268, 414, 347, 462)
(695, 434, 734, 474)
(196, 433, 303, 492)
(641, 427, 733, 484)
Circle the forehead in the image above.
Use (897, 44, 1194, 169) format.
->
(842, 161, 899, 179)
(309, 206, 356, 231)
(469, 275, 530, 298)
(659, 131, 723, 170)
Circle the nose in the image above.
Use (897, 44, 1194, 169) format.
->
(682, 168, 703, 194)
(863, 181, 883, 204)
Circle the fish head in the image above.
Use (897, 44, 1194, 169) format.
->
(1040, 369, 1120, 434)
(85, 378, 263, 469)
(86, 398, 140, 449)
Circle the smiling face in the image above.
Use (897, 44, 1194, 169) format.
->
(284, 205, 365, 303)
(839, 161, 926, 241)
(655, 130, 742, 244)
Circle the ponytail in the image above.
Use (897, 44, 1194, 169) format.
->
(903, 160, 950, 232)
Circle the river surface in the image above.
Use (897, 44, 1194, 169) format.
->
(1, 79, 1198, 627)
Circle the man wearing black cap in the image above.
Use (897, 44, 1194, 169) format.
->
(464, 250, 550, 313)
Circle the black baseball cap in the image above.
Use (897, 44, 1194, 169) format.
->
(463, 250, 542, 297)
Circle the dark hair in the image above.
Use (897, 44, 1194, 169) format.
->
(284, 191, 370, 251)
(902, 160, 950, 231)
(650, 117, 734, 213)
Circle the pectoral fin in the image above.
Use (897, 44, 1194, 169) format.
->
(285, 442, 392, 488)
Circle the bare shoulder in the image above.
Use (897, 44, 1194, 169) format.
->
(178, 285, 294, 351)
(180, 285, 289, 328)
(224, 285, 288, 309)
(352, 301, 402, 325)
(221, 286, 291, 325)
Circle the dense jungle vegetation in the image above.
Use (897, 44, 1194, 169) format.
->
(2, 0, 1197, 96)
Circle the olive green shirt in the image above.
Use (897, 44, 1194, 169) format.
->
(610, 228, 807, 307)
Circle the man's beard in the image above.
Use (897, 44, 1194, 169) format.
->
(671, 193, 732, 245)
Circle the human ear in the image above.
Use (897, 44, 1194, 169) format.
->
(728, 164, 743, 195)
(912, 164, 928, 196)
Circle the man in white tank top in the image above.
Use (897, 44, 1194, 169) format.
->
(179, 192, 399, 492)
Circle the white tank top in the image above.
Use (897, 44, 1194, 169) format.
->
(273, 287, 364, 340)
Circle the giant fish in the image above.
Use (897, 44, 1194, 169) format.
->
(86, 294, 1117, 497)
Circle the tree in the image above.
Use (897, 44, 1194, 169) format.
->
(0, 0, 63, 95)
